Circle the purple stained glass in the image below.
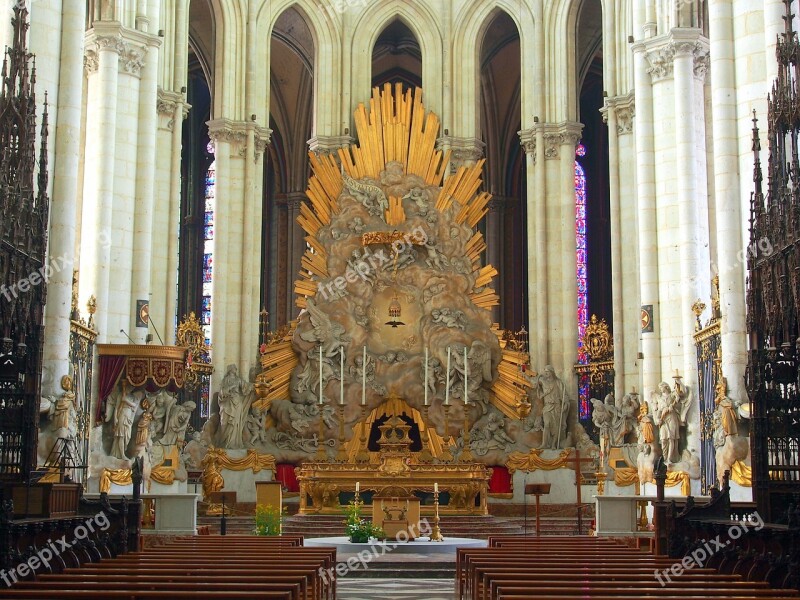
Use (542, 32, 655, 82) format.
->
(203, 253, 213, 270)
(203, 159, 216, 346)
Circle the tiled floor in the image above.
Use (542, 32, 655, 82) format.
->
(338, 578, 455, 599)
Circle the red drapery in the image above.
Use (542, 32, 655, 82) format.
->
(96, 355, 127, 422)
(275, 463, 299, 492)
(488, 465, 512, 493)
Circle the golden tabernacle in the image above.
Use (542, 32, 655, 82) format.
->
(295, 414, 490, 515)
(372, 492, 421, 540)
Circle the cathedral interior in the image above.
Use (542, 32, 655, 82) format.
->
(0, 0, 799, 598)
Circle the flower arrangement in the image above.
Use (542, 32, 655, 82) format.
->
(343, 498, 385, 543)
(254, 503, 286, 536)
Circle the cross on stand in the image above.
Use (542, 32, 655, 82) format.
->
(563, 449, 594, 535)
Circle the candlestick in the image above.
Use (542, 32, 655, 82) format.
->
(440, 404, 453, 463)
(336, 404, 348, 462)
(434, 482, 438, 493)
(464, 346, 468, 405)
(419, 405, 433, 463)
(356, 481, 360, 493)
(355, 406, 370, 463)
(340, 347, 345, 405)
(319, 345, 323, 405)
(430, 487, 443, 542)
(445, 347, 451, 405)
(361, 346, 366, 405)
(424, 348, 429, 406)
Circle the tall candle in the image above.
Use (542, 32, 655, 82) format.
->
(356, 481, 360, 493)
(434, 482, 438, 493)
(361, 346, 367, 405)
(445, 347, 451, 405)
(319, 346, 323, 404)
(339, 347, 345, 405)
(464, 346, 469, 405)
(424, 348, 429, 406)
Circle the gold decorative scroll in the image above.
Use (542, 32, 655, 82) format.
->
(361, 230, 427, 247)
(99, 468, 133, 493)
(254, 322, 298, 410)
(199, 447, 276, 501)
(731, 460, 752, 487)
(581, 314, 614, 362)
(344, 397, 449, 462)
(505, 449, 573, 474)
(489, 326, 532, 419)
(612, 467, 691, 496)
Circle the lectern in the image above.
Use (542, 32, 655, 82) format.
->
(524, 483, 551, 536)
(208, 491, 237, 536)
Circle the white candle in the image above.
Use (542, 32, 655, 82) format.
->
(424, 348, 429, 406)
(464, 347, 468, 405)
(445, 347, 451, 405)
(340, 347, 345, 405)
(319, 346, 323, 405)
(361, 346, 367, 405)
(434, 482, 438, 493)
(356, 481, 360, 493)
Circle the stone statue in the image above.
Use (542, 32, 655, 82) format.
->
(111, 390, 140, 459)
(217, 364, 252, 449)
(651, 381, 691, 464)
(612, 391, 640, 445)
(713, 378, 739, 444)
(470, 412, 515, 456)
(246, 406, 269, 446)
(431, 308, 466, 330)
(533, 365, 568, 450)
(52, 375, 76, 434)
(149, 390, 177, 443)
(590, 394, 614, 464)
(161, 401, 196, 446)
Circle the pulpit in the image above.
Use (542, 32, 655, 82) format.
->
(372, 493, 421, 540)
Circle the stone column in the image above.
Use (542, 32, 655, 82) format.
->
(601, 95, 636, 398)
(80, 27, 122, 342)
(673, 34, 711, 402)
(131, 29, 162, 342)
(286, 192, 307, 323)
(42, 0, 87, 389)
(631, 38, 660, 396)
(708, 0, 747, 404)
(485, 197, 506, 325)
(519, 128, 541, 368)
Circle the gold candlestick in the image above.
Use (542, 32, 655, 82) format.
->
(460, 404, 473, 462)
(440, 404, 454, 463)
(430, 488, 444, 541)
(596, 470, 607, 496)
(355, 406, 371, 463)
(336, 404, 349, 462)
(418, 405, 434, 463)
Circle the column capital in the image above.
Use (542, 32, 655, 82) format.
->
(436, 136, 485, 171)
(638, 28, 709, 84)
(157, 88, 191, 131)
(601, 93, 636, 136)
(208, 118, 272, 162)
(518, 127, 538, 160)
(307, 135, 354, 155)
(84, 21, 160, 79)
(535, 121, 584, 160)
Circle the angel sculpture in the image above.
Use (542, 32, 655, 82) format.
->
(299, 298, 346, 349)
(651, 380, 692, 464)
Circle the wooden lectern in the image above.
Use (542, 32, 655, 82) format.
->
(256, 481, 283, 509)
(208, 491, 237, 536)
(524, 483, 551, 537)
(372, 495, 421, 541)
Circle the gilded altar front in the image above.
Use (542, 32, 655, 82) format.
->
(295, 460, 490, 515)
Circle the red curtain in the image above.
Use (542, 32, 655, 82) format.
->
(489, 465, 512, 493)
(96, 355, 127, 422)
(276, 463, 299, 492)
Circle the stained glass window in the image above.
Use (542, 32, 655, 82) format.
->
(202, 142, 215, 418)
(575, 143, 590, 418)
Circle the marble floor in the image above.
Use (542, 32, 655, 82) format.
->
(338, 578, 455, 599)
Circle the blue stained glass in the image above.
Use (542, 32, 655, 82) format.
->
(204, 225, 214, 239)
(205, 197, 214, 212)
(203, 253, 213, 270)
(202, 157, 216, 347)
(201, 312, 211, 325)
(202, 296, 211, 311)
(204, 212, 214, 226)
(576, 204, 585, 219)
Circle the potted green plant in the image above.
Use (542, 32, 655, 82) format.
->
(253, 503, 285, 536)
(343, 499, 385, 543)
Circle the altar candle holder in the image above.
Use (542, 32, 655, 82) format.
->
(460, 403, 474, 463)
(430, 487, 444, 542)
(418, 405, 434, 463)
(315, 409, 328, 462)
(336, 404, 349, 462)
(440, 404, 454, 463)
(355, 405, 371, 463)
